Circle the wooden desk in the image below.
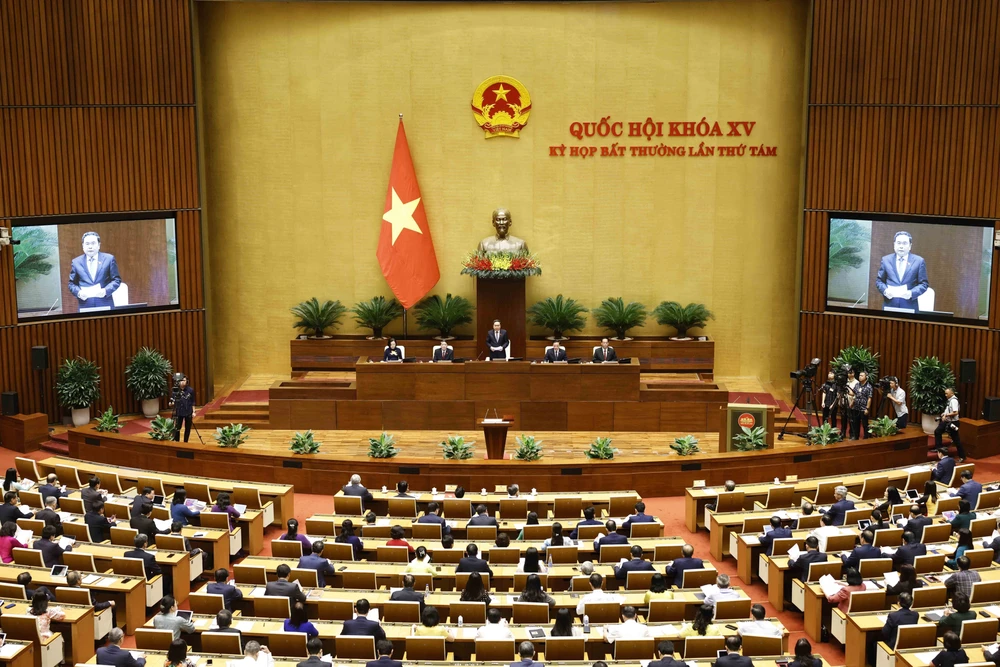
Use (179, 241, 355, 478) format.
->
(0, 641, 34, 667)
(0, 413, 48, 453)
(338, 489, 641, 518)
(2, 599, 95, 664)
(71, 542, 191, 603)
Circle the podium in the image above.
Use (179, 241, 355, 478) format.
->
(718, 403, 775, 452)
(476, 277, 526, 358)
(479, 419, 511, 459)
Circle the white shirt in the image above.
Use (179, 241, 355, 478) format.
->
(890, 388, 908, 417)
(896, 254, 909, 279)
(810, 525, 843, 552)
(703, 587, 740, 607)
(945, 396, 960, 421)
(234, 653, 274, 667)
(737, 619, 782, 637)
(576, 589, 624, 616)
(87, 255, 98, 280)
(604, 618, 650, 641)
(476, 621, 514, 640)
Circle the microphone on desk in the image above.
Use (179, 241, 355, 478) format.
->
(477, 349, 486, 361)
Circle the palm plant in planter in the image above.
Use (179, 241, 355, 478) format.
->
(909, 356, 956, 434)
(414, 294, 474, 340)
(652, 301, 714, 339)
(831, 345, 880, 385)
(592, 297, 647, 340)
(125, 347, 173, 418)
(352, 296, 403, 339)
(291, 297, 346, 338)
(526, 295, 588, 340)
(56, 357, 101, 427)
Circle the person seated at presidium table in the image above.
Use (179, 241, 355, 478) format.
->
(594, 337, 617, 362)
(383, 338, 403, 362)
(544, 341, 567, 362)
(432, 340, 453, 361)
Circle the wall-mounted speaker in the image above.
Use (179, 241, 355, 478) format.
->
(984, 397, 1000, 422)
(1, 391, 19, 416)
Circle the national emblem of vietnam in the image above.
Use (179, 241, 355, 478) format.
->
(471, 76, 531, 138)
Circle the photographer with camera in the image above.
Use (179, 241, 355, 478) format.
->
(849, 371, 873, 440)
(935, 387, 965, 462)
(884, 377, 909, 429)
(170, 374, 195, 443)
(820, 371, 839, 427)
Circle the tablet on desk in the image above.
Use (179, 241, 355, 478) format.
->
(153, 495, 165, 506)
(891, 513, 904, 524)
(49, 565, 67, 578)
(858, 519, 871, 531)
(176, 610, 193, 622)
(906, 489, 920, 500)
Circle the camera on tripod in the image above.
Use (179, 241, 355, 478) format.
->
(833, 363, 853, 391)
(877, 376, 896, 391)
(169, 373, 185, 405)
(790, 358, 821, 382)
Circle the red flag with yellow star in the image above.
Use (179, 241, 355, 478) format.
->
(377, 119, 440, 309)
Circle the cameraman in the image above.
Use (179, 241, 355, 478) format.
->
(849, 371, 873, 440)
(171, 375, 195, 442)
(934, 387, 965, 461)
(885, 377, 908, 429)
(820, 371, 839, 427)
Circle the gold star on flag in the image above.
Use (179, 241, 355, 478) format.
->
(382, 187, 422, 245)
(493, 84, 510, 102)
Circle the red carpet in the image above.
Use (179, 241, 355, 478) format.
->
(224, 390, 270, 404)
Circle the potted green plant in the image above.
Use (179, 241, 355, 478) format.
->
(670, 435, 701, 456)
(368, 432, 400, 458)
(94, 407, 121, 433)
(585, 436, 616, 460)
(831, 345, 880, 385)
(526, 295, 588, 340)
(125, 347, 173, 418)
(149, 415, 176, 441)
(732, 425, 767, 451)
(513, 435, 544, 461)
(652, 301, 714, 339)
(414, 294, 474, 340)
(291, 297, 347, 339)
(592, 297, 647, 340)
(909, 356, 956, 434)
(867, 416, 900, 439)
(56, 356, 101, 427)
(806, 422, 842, 445)
(352, 296, 403, 339)
(214, 423, 252, 448)
(440, 435, 475, 460)
(289, 430, 322, 454)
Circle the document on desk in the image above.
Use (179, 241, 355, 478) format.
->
(913, 651, 941, 665)
(0, 645, 22, 659)
(235, 620, 255, 632)
(83, 574, 101, 585)
(883, 571, 900, 587)
(250, 586, 267, 598)
(743, 535, 760, 545)
(876, 614, 889, 624)
(818, 574, 844, 598)
(96, 576, 120, 587)
(786, 544, 802, 562)
(984, 606, 1000, 618)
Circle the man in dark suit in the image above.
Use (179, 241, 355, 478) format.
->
(171, 376, 196, 443)
(621, 501, 655, 535)
(97, 628, 146, 667)
(487, 320, 510, 360)
(130, 501, 163, 540)
(931, 448, 957, 484)
(0, 492, 31, 524)
(85, 500, 116, 542)
(16, 572, 54, 602)
(875, 231, 929, 312)
(570, 506, 602, 539)
(124, 534, 162, 580)
(468, 504, 499, 527)
(882, 592, 918, 649)
(614, 545, 655, 581)
(297, 637, 332, 667)
(366, 640, 402, 667)
(389, 574, 426, 613)
(417, 502, 450, 535)
(265, 564, 307, 603)
(456, 544, 493, 576)
(790, 536, 828, 580)
(432, 341, 454, 362)
(713, 636, 752, 667)
(298, 540, 336, 587)
(842, 530, 881, 570)
(342, 475, 375, 505)
(35, 497, 63, 531)
(892, 531, 927, 570)
(510, 641, 542, 667)
(594, 520, 629, 550)
(67, 231, 122, 309)
(81, 476, 104, 514)
(791, 502, 815, 529)
(665, 544, 703, 587)
(759, 516, 792, 556)
(132, 487, 156, 519)
(214, 609, 243, 644)
(341, 599, 386, 642)
(544, 341, 567, 362)
(824, 486, 855, 526)
(33, 525, 71, 568)
(902, 505, 933, 543)
(649, 640, 684, 667)
(207, 568, 243, 611)
(593, 338, 617, 363)
(38, 474, 67, 506)
(956, 470, 983, 510)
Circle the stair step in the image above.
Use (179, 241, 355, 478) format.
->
(217, 402, 269, 411)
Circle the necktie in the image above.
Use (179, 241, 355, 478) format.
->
(88, 257, 97, 280)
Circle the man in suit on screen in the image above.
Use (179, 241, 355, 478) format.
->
(875, 231, 929, 311)
(68, 231, 122, 309)
(487, 320, 509, 359)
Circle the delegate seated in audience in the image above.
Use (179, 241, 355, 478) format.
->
(169, 521, 203, 558)
(824, 485, 855, 526)
(645, 573, 673, 604)
(0, 521, 26, 563)
(790, 536, 827, 580)
(415, 605, 455, 640)
(842, 529, 880, 570)
(825, 567, 865, 612)
(944, 558, 980, 601)
(542, 522, 573, 551)
(511, 641, 541, 667)
(478, 607, 514, 640)
(705, 480, 736, 511)
(882, 592, 918, 649)
(495, 533, 511, 547)
(38, 474, 67, 505)
(985, 520, 1000, 562)
(580, 560, 595, 576)
(666, 543, 703, 587)
(577, 572, 623, 615)
(933, 631, 970, 667)
(519, 573, 556, 608)
(365, 640, 400, 667)
(918, 480, 939, 516)
(386, 525, 416, 555)
(97, 627, 145, 667)
(791, 502, 815, 529)
(516, 512, 539, 541)
(704, 573, 740, 607)
(66, 570, 115, 619)
(153, 595, 196, 640)
(614, 544, 655, 580)
(212, 492, 242, 530)
(983, 642, 1000, 667)
(680, 604, 723, 637)
(892, 532, 927, 570)
(170, 488, 200, 526)
(518, 546, 547, 574)
(125, 533, 162, 580)
(550, 607, 575, 636)
(28, 590, 64, 640)
(207, 567, 243, 610)
(570, 507, 602, 540)
(931, 447, 956, 483)
(297, 637, 330, 667)
(335, 519, 364, 560)
(237, 641, 274, 667)
(621, 501, 655, 534)
(298, 540, 335, 587)
(868, 509, 889, 531)
(956, 470, 982, 510)
(441, 535, 455, 550)
(33, 524, 70, 568)
(946, 528, 974, 569)
(902, 504, 933, 542)
(507, 484, 520, 498)
(131, 501, 162, 539)
(737, 604, 782, 637)
(650, 641, 683, 667)
(876, 486, 904, 514)
(713, 636, 752, 667)
(759, 516, 792, 556)
(265, 564, 307, 603)
(81, 476, 104, 514)
(131, 487, 156, 519)
(594, 520, 628, 549)
(284, 601, 319, 639)
(280, 518, 312, 553)
(35, 496, 62, 530)
(950, 501, 976, 533)
(417, 502, 450, 535)
(85, 499, 117, 542)
(390, 573, 426, 612)
(457, 544, 493, 575)
(17, 572, 54, 601)
(886, 564, 923, 597)
(0, 492, 32, 524)
(404, 546, 435, 574)
(214, 609, 243, 644)
(938, 592, 976, 635)
(165, 638, 196, 667)
(395, 480, 413, 498)
(460, 570, 492, 605)
(604, 605, 650, 641)
(790, 639, 821, 667)
(342, 474, 375, 506)
(341, 599, 386, 641)
(469, 504, 499, 527)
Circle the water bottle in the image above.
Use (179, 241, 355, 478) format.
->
(547, 553, 553, 569)
(583, 614, 590, 633)
(457, 615, 464, 628)
(425, 583, 430, 595)
(411, 624, 417, 635)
